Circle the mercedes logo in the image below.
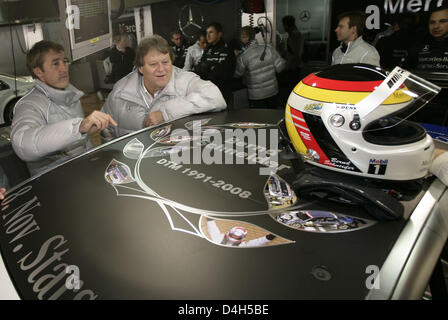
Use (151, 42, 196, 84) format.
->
(299, 10, 311, 22)
(178, 4, 204, 42)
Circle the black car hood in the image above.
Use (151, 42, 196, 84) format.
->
(0, 109, 425, 299)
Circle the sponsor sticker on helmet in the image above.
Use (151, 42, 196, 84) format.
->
(368, 159, 388, 175)
(303, 103, 323, 114)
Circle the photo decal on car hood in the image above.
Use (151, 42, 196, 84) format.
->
(200, 216, 294, 248)
(271, 210, 376, 233)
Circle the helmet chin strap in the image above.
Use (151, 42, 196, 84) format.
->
(355, 66, 410, 120)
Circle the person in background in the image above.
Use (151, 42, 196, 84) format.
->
(101, 35, 226, 142)
(332, 11, 380, 66)
(405, 5, 448, 71)
(404, 5, 448, 125)
(234, 26, 286, 108)
(170, 30, 188, 68)
(11, 40, 116, 176)
(376, 13, 416, 69)
(195, 22, 236, 108)
(281, 15, 304, 89)
(119, 24, 137, 52)
(183, 30, 207, 73)
(109, 33, 136, 83)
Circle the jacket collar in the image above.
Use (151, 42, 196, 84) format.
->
(341, 36, 363, 53)
(34, 79, 84, 106)
(242, 39, 257, 51)
(116, 68, 180, 104)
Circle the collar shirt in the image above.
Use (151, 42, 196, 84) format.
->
(332, 36, 380, 66)
(139, 75, 163, 107)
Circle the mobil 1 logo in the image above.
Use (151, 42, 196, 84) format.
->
(368, 159, 388, 175)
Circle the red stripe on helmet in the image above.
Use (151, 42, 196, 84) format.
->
(290, 109, 333, 167)
(302, 73, 382, 92)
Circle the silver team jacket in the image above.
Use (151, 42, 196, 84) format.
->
(234, 41, 286, 100)
(101, 67, 226, 141)
(11, 79, 93, 176)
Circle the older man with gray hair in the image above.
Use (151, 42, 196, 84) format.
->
(101, 34, 226, 142)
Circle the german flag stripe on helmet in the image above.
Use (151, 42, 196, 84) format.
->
(293, 81, 412, 105)
(303, 73, 382, 92)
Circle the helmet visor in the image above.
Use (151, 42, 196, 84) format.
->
(344, 67, 441, 133)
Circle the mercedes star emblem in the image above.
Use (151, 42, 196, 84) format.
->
(178, 4, 204, 42)
(299, 10, 311, 22)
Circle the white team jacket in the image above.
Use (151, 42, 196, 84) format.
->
(101, 67, 226, 141)
(11, 79, 92, 176)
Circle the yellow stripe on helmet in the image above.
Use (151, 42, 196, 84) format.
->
(292, 81, 412, 105)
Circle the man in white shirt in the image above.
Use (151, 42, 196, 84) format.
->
(332, 11, 380, 66)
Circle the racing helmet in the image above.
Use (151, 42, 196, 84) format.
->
(225, 227, 248, 246)
(285, 64, 441, 181)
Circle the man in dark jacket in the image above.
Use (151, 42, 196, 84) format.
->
(195, 22, 236, 107)
(109, 33, 136, 83)
(170, 30, 188, 68)
(376, 13, 416, 69)
(405, 5, 448, 71)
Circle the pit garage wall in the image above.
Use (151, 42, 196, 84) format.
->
(151, 0, 243, 45)
(276, 0, 331, 64)
(0, 25, 28, 76)
(241, 0, 276, 47)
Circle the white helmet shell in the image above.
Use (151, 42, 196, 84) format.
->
(285, 64, 440, 181)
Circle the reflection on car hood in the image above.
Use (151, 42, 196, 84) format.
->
(0, 73, 34, 85)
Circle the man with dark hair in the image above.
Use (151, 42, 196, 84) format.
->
(101, 34, 226, 141)
(170, 30, 188, 68)
(332, 11, 380, 66)
(195, 22, 236, 107)
(11, 40, 117, 175)
(405, 5, 448, 71)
